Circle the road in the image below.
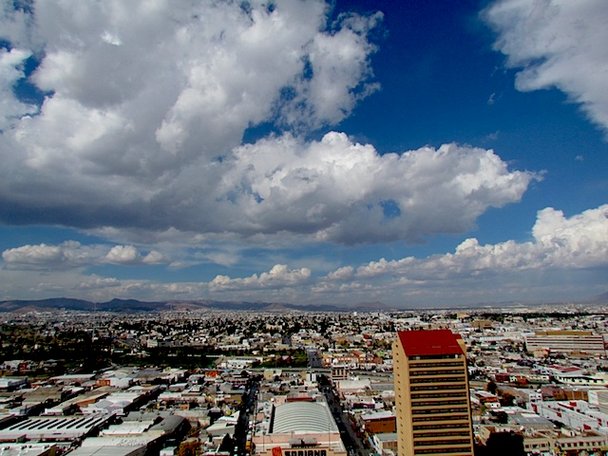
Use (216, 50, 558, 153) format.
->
(232, 375, 260, 456)
(319, 375, 372, 456)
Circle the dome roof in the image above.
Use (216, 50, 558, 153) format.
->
(272, 401, 338, 434)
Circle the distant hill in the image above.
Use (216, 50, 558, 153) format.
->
(2, 293, 604, 314)
(585, 291, 608, 304)
(0, 297, 399, 313)
(0, 297, 93, 313)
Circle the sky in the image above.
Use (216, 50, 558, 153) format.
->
(0, 0, 606, 308)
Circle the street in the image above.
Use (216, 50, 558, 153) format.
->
(233, 375, 260, 456)
(319, 375, 372, 456)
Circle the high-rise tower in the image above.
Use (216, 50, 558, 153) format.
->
(393, 329, 474, 456)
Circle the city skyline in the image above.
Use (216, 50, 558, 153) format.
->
(0, 0, 606, 307)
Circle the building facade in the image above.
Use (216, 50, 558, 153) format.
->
(252, 401, 347, 456)
(525, 330, 606, 356)
(393, 329, 474, 456)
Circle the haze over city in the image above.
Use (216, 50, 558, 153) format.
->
(0, 0, 606, 306)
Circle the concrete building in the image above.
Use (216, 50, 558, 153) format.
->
(393, 329, 474, 456)
(0, 443, 57, 456)
(359, 410, 396, 434)
(0, 377, 28, 391)
(370, 432, 397, 456)
(525, 330, 606, 356)
(252, 401, 346, 456)
(0, 414, 113, 442)
(532, 400, 608, 434)
(330, 365, 348, 382)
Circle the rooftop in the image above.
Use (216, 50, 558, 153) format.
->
(397, 329, 463, 357)
(271, 401, 338, 434)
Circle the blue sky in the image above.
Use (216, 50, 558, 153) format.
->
(0, 0, 606, 307)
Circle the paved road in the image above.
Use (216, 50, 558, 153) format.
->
(307, 349, 324, 368)
(319, 376, 372, 456)
(233, 376, 260, 456)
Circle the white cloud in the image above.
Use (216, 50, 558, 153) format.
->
(205, 203, 607, 299)
(75, 275, 122, 290)
(485, 0, 608, 135)
(0, 1, 538, 246)
(219, 133, 537, 243)
(323, 204, 608, 285)
(104, 245, 139, 264)
(2, 243, 63, 265)
(0, 205, 605, 304)
(326, 266, 354, 281)
(355, 257, 415, 279)
(210, 264, 311, 291)
(0, 48, 37, 131)
(0, 0, 390, 239)
(195, 251, 240, 268)
(2, 241, 105, 269)
(532, 205, 608, 268)
(280, 12, 382, 129)
(142, 250, 165, 265)
(1, 241, 168, 269)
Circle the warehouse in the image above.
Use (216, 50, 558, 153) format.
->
(0, 414, 113, 442)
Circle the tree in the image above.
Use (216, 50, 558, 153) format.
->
(484, 431, 525, 456)
(177, 439, 200, 456)
(486, 380, 497, 395)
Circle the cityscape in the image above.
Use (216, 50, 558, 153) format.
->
(1, 1, 608, 456)
(1, 304, 608, 455)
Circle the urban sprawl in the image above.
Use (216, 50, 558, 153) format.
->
(1, 307, 608, 455)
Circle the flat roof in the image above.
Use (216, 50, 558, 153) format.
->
(361, 411, 394, 421)
(0, 414, 112, 441)
(0, 443, 58, 456)
(70, 441, 152, 456)
(397, 329, 463, 357)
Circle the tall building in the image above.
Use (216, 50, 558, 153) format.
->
(393, 329, 474, 456)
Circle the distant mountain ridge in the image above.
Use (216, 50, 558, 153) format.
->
(0, 292, 606, 314)
(0, 297, 398, 313)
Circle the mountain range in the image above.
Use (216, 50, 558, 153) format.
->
(0, 297, 397, 313)
(0, 293, 606, 314)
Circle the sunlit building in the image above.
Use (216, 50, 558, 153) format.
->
(252, 400, 347, 456)
(525, 330, 606, 356)
(393, 329, 474, 456)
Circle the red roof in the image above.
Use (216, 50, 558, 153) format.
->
(397, 329, 464, 356)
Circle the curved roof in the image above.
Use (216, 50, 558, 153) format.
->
(272, 402, 338, 434)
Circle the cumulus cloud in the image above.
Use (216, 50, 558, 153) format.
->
(0, 48, 37, 131)
(1, 241, 167, 269)
(210, 264, 311, 291)
(0, 1, 536, 246)
(219, 133, 537, 243)
(1, 205, 605, 303)
(326, 266, 354, 281)
(485, 0, 608, 135)
(142, 250, 165, 265)
(532, 205, 608, 267)
(2, 241, 105, 269)
(0, 0, 394, 240)
(322, 204, 608, 286)
(2, 243, 63, 265)
(279, 11, 382, 129)
(104, 245, 139, 264)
